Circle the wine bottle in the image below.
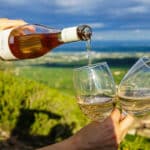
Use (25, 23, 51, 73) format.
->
(0, 24, 92, 60)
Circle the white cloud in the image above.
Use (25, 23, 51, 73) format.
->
(85, 22, 105, 29)
(134, 29, 141, 33)
(93, 29, 150, 41)
(110, 5, 148, 17)
(54, 0, 102, 15)
(55, 0, 85, 7)
(127, 6, 148, 13)
(0, 0, 104, 15)
(54, 0, 103, 8)
(134, 0, 150, 4)
(1, 0, 150, 16)
(93, 33, 104, 40)
(0, 0, 27, 5)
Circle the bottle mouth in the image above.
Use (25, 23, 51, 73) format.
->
(77, 25, 92, 40)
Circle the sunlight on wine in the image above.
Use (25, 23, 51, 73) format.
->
(78, 95, 114, 121)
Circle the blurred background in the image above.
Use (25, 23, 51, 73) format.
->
(0, 0, 150, 149)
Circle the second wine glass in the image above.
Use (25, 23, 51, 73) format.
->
(73, 62, 116, 122)
(118, 56, 150, 117)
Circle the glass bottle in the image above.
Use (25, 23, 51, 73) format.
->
(0, 24, 92, 60)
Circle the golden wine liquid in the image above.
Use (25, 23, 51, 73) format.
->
(9, 32, 63, 59)
(86, 39, 92, 65)
(118, 92, 150, 116)
(78, 96, 114, 121)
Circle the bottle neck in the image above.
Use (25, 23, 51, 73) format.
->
(61, 26, 80, 43)
(60, 25, 92, 43)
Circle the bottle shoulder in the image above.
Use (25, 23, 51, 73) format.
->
(11, 24, 60, 35)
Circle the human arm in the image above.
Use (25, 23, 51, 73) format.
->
(38, 109, 134, 150)
(0, 18, 27, 31)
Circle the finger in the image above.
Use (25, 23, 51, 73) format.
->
(22, 25, 36, 33)
(111, 108, 121, 123)
(120, 114, 134, 133)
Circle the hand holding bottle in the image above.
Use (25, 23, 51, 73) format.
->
(0, 22, 92, 60)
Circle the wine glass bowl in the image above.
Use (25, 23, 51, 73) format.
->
(73, 62, 116, 122)
(118, 57, 150, 117)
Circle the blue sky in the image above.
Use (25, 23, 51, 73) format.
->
(1, 0, 150, 43)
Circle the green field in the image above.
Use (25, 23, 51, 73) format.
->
(0, 56, 150, 149)
(19, 66, 128, 94)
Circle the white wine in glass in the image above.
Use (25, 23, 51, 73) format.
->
(118, 56, 150, 117)
(73, 62, 116, 121)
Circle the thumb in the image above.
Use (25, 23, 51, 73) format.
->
(111, 108, 121, 123)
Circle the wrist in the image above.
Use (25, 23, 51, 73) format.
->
(65, 136, 81, 150)
(69, 134, 89, 150)
(37, 137, 79, 150)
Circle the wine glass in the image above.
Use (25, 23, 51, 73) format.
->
(118, 56, 150, 117)
(73, 62, 116, 122)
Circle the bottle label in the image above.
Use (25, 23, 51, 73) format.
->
(61, 27, 80, 43)
(0, 29, 17, 60)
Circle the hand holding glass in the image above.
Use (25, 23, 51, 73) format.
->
(73, 62, 116, 122)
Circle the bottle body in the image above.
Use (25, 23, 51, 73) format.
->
(0, 24, 92, 60)
(9, 30, 63, 59)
